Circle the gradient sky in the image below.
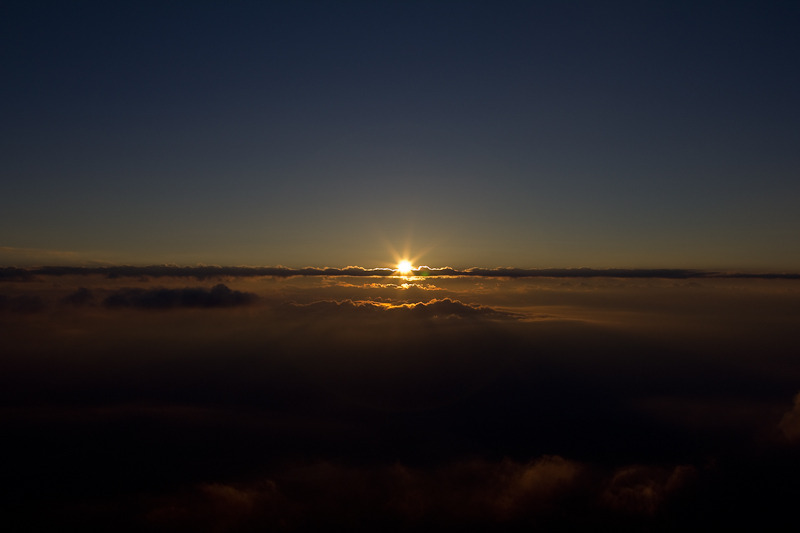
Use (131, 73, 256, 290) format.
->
(2, 0, 799, 269)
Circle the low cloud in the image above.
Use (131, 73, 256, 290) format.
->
(779, 392, 800, 442)
(330, 281, 443, 291)
(0, 293, 45, 313)
(61, 287, 95, 307)
(145, 456, 586, 530)
(146, 480, 289, 532)
(103, 284, 258, 309)
(0, 267, 36, 281)
(141, 456, 706, 531)
(601, 464, 697, 516)
(284, 298, 522, 320)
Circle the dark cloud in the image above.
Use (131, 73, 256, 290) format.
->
(128, 457, 712, 532)
(0, 267, 36, 281)
(145, 480, 290, 532)
(2, 276, 800, 530)
(61, 287, 94, 306)
(142, 457, 589, 531)
(600, 464, 697, 516)
(5, 265, 800, 281)
(779, 392, 800, 443)
(103, 284, 258, 309)
(0, 293, 45, 313)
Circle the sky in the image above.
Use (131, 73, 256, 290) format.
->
(2, 0, 799, 269)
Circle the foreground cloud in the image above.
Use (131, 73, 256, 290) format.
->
(145, 457, 583, 530)
(143, 456, 703, 531)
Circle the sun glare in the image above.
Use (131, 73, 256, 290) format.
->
(397, 260, 413, 275)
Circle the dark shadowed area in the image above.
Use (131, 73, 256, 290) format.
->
(2, 273, 800, 530)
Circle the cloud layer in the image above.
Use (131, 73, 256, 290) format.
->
(2, 274, 799, 530)
(3, 265, 800, 281)
(283, 298, 522, 321)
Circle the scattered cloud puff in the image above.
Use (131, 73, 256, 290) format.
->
(102, 284, 258, 309)
(601, 464, 697, 516)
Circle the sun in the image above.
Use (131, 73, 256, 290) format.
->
(397, 260, 413, 275)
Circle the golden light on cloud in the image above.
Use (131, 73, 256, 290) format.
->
(397, 260, 413, 275)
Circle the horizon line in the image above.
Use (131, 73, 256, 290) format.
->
(2, 265, 800, 281)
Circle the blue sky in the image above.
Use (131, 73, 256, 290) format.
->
(2, 0, 799, 268)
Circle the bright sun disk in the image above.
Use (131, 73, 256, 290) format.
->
(397, 260, 413, 274)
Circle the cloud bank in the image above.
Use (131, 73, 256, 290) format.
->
(2, 275, 799, 531)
